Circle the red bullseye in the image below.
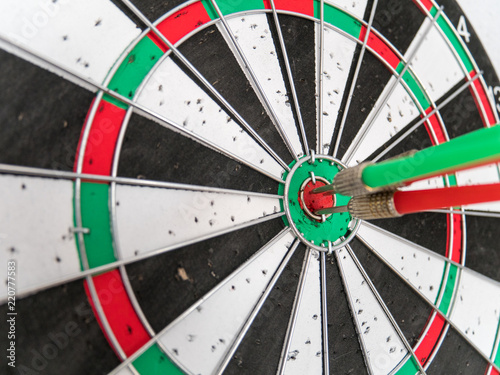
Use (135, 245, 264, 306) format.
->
(298, 177, 335, 221)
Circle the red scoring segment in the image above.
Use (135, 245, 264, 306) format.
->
(415, 313, 447, 366)
(149, 1, 212, 52)
(393, 183, 500, 215)
(299, 180, 335, 218)
(447, 213, 463, 263)
(74, 98, 126, 176)
(412, 0, 433, 13)
(263, 0, 314, 16)
(470, 71, 497, 127)
(84, 270, 151, 357)
(359, 26, 400, 70)
(423, 107, 447, 145)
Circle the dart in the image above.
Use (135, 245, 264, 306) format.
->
(312, 125, 500, 197)
(315, 183, 500, 220)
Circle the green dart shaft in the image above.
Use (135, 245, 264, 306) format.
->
(362, 125, 500, 189)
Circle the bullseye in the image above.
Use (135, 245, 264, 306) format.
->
(298, 176, 335, 221)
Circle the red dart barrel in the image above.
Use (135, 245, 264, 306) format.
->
(393, 183, 500, 215)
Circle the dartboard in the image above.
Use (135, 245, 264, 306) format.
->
(1, 0, 500, 374)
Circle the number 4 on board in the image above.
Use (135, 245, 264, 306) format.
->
(457, 15, 471, 43)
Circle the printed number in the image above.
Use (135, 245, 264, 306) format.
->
(457, 15, 471, 43)
(489, 86, 500, 115)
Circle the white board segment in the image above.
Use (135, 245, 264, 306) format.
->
(115, 366, 136, 375)
(357, 223, 446, 305)
(220, 14, 303, 157)
(0, 0, 141, 83)
(115, 184, 282, 258)
(0, 175, 81, 299)
(456, 164, 500, 186)
(317, 25, 357, 153)
(400, 176, 446, 191)
(137, 57, 284, 180)
(344, 79, 419, 166)
(280, 249, 323, 374)
(158, 230, 296, 375)
(407, 18, 465, 102)
(325, 0, 368, 20)
(337, 247, 408, 375)
(463, 201, 500, 213)
(450, 269, 500, 357)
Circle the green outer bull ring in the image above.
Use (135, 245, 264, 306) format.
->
(281, 154, 361, 252)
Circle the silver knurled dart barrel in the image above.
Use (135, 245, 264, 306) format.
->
(331, 162, 375, 196)
(347, 191, 401, 220)
(314, 162, 402, 197)
(315, 150, 418, 197)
